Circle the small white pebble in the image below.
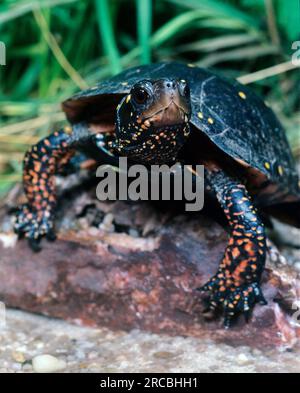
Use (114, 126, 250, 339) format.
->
(0, 233, 17, 248)
(236, 353, 250, 365)
(11, 351, 26, 363)
(32, 354, 66, 373)
(35, 341, 45, 349)
(11, 363, 22, 371)
(251, 348, 262, 357)
(99, 213, 115, 232)
(87, 351, 98, 360)
(294, 262, 300, 272)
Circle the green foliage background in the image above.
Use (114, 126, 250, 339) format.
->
(0, 0, 299, 196)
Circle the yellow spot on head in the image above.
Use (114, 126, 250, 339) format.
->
(126, 94, 131, 103)
(264, 162, 271, 170)
(180, 79, 186, 83)
(197, 112, 203, 119)
(277, 165, 284, 176)
(187, 63, 196, 68)
(208, 117, 214, 124)
(238, 91, 247, 99)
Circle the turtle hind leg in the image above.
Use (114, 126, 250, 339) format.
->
(199, 166, 267, 327)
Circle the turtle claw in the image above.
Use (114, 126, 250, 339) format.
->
(260, 298, 268, 306)
(14, 204, 55, 251)
(28, 237, 42, 253)
(199, 276, 267, 328)
(243, 310, 251, 323)
(46, 229, 57, 242)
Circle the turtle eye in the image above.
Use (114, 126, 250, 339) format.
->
(179, 81, 190, 97)
(132, 87, 150, 105)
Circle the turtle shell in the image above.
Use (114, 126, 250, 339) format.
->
(62, 62, 300, 206)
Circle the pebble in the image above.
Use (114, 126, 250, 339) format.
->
(99, 213, 115, 232)
(129, 228, 139, 238)
(32, 354, 67, 373)
(11, 351, 26, 363)
(0, 233, 17, 248)
(87, 351, 98, 360)
(153, 351, 176, 359)
(236, 353, 251, 365)
(251, 348, 262, 357)
(294, 262, 300, 272)
(22, 364, 33, 372)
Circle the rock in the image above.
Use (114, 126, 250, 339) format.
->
(22, 364, 33, 372)
(32, 354, 66, 373)
(294, 262, 300, 272)
(11, 351, 26, 364)
(99, 213, 115, 232)
(236, 353, 251, 365)
(0, 186, 299, 349)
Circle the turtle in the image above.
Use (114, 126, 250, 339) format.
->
(14, 62, 300, 328)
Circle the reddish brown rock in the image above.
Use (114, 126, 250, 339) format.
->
(0, 188, 299, 349)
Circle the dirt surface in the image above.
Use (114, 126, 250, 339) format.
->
(0, 309, 299, 373)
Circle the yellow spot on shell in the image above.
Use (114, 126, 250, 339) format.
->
(126, 94, 131, 103)
(121, 82, 128, 86)
(187, 63, 196, 67)
(264, 162, 271, 170)
(208, 117, 214, 124)
(197, 112, 204, 119)
(238, 91, 247, 99)
(64, 126, 72, 134)
(277, 165, 284, 176)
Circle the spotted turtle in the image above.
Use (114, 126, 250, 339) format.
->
(15, 62, 300, 327)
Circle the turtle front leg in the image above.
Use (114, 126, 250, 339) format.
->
(14, 124, 93, 251)
(199, 166, 267, 328)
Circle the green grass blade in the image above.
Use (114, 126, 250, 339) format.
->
(0, 0, 79, 24)
(95, 0, 122, 75)
(137, 0, 152, 64)
(33, 8, 88, 90)
(276, 0, 300, 41)
(166, 0, 259, 29)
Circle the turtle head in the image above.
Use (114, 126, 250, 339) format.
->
(114, 78, 191, 164)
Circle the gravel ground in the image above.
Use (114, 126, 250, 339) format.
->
(0, 309, 299, 373)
